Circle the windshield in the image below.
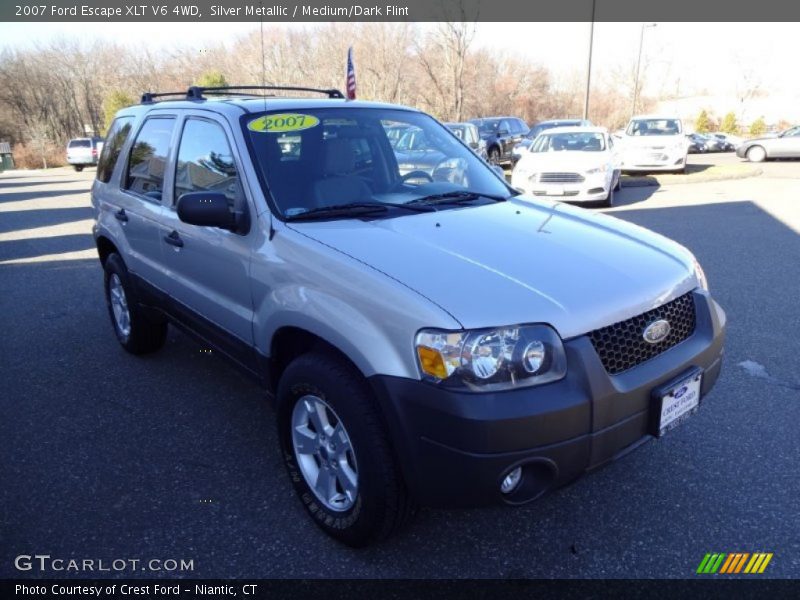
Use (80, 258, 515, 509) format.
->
(244, 108, 511, 219)
(475, 120, 500, 134)
(447, 125, 467, 139)
(626, 119, 682, 136)
(530, 131, 606, 152)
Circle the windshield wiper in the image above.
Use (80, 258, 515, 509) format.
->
(407, 190, 508, 206)
(284, 201, 434, 221)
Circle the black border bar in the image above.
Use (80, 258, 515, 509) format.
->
(3, 0, 800, 22)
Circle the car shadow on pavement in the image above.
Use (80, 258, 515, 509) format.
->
(0, 189, 90, 204)
(0, 179, 81, 189)
(0, 206, 93, 235)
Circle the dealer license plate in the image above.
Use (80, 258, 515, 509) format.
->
(656, 371, 702, 436)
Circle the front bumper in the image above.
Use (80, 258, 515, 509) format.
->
(621, 149, 686, 171)
(368, 290, 726, 508)
(67, 157, 98, 166)
(511, 174, 611, 203)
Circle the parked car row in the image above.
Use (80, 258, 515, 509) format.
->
(686, 132, 737, 153)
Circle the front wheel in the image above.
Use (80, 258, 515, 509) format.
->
(599, 187, 614, 208)
(746, 145, 767, 163)
(277, 352, 415, 547)
(488, 147, 501, 165)
(73, 165, 84, 172)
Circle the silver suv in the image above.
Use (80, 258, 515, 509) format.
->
(67, 136, 104, 172)
(92, 86, 726, 547)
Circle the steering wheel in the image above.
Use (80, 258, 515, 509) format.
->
(400, 170, 434, 184)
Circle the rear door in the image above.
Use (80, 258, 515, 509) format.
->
(101, 115, 177, 293)
(157, 112, 256, 363)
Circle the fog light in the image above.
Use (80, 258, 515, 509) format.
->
(501, 467, 522, 494)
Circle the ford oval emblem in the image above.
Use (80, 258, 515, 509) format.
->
(674, 385, 688, 399)
(643, 319, 671, 344)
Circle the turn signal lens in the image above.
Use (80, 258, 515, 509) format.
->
(417, 346, 448, 379)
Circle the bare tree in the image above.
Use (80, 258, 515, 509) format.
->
(23, 119, 51, 169)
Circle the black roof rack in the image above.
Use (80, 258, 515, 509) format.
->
(185, 85, 345, 100)
(140, 85, 345, 105)
(140, 91, 187, 104)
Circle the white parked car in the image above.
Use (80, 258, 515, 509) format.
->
(511, 127, 621, 207)
(619, 116, 688, 173)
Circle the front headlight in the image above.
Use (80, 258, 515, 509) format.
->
(693, 257, 709, 291)
(513, 168, 537, 182)
(585, 164, 608, 175)
(415, 324, 567, 391)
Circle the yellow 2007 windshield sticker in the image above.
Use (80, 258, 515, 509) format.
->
(247, 113, 319, 133)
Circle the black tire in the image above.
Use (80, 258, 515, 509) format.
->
(103, 253, 167, 354)
(488, 147, 501, 165)
(599, 187, 613, 208)
(74, 165, 84, 172)
(277, 352, 415, 547)
(613, 171, 622, 192)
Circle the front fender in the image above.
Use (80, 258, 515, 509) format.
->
(250, 225, 462, 379)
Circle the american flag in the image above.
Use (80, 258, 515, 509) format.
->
(346, 47, 356, 100)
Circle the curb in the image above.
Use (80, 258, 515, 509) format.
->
(621, 166, 762, 187)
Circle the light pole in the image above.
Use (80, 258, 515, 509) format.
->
(631, 23, 657, 118)
(582, 0, 596, 121)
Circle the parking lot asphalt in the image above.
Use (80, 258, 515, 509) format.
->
(1, 154, 799, 579)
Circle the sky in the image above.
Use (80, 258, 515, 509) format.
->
(0, 21, 797, 98)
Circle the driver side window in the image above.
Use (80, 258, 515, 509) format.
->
(174, 118, 243, 210)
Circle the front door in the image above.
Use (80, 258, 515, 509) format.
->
(157, 113, 257, 366)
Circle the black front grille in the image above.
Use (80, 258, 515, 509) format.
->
(539, 172, 584, 183)
(588, 292, 697, 375)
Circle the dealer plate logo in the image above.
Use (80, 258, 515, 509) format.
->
(643, 319, 671, 344)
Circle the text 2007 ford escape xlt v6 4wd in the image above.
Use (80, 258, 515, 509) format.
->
(91, 86, 726, 547)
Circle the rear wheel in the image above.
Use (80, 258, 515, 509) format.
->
(277, 352, 415, 547)
(73, 165, 84, 172)
(746, 145, 767, 163)
(103, 253, 167, 354)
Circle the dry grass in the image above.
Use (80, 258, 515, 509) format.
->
(10, 142, 67, 169)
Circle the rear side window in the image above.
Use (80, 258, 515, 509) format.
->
(96, 117, 133, 183)
(124, 117, 176, 201)
(69, 139, 91, 148)
(174, 118, 242, 208)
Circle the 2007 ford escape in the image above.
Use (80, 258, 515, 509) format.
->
(92, 85, 726, 547)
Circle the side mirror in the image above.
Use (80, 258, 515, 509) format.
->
(177, 192, 236, 229)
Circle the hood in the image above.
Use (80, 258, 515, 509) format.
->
(747, 134, 778, 143)
(621, 135, 684, 149)
(287, 200, 697, 338)
(517, 151, 609, 171)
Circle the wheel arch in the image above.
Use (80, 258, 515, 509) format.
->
(96, 235, 120, 266)
(269, 326, 367, 392)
